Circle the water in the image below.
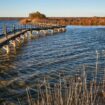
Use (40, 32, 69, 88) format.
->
(0, 21, 105, 103)
(0, 20, 19, 35)
(0, 20, 31, 38)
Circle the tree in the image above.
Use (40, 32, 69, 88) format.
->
(29, 11, 46, 19)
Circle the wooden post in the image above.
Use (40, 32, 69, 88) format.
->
(3, 24, 8, 39)
(30, 29, 33, 39)
(31, 25, 32, 30)
(20, 25, 22, 30)
(24, 24, 26, 29)
(21, 25, 23, 30)
(12, 25, 15, 34)
(26, 25, 27, 29)
(16, 25, 18, 31)
(2, 45, 10, 54)
(20, 25, 23, 32)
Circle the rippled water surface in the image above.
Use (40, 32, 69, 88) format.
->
(0, 22, 105, 102)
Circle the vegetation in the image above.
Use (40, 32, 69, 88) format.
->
(29, 11, 46, 19)
(19, 11, 105, 25)
(20, 16, 105, 25)
(6, 72, 105, 105)
(49, 17, 105, 25)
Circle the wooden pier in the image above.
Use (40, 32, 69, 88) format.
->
(0, 24, 66, 54)
(0, 29, 29, 47)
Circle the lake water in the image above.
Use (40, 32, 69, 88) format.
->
(0, 20, 19, 35)
(0, 21, 105, 103)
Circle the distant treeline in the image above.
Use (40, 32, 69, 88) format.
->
(48, 17, 105, 25)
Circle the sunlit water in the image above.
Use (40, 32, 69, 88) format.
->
(0, 21, 105, 102)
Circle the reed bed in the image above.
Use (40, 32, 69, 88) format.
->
(15, 70, 105, 105)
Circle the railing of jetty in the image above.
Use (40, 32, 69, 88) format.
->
(0, 24, 36, 39)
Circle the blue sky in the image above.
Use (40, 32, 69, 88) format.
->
(0, 0, 105, 17)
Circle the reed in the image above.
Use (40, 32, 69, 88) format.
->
(16, 71, 105, 105)
(2, 71, 105, 105)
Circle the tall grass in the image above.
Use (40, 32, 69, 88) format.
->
(20, 50, 105, 105)
(2, 51, 105, 105)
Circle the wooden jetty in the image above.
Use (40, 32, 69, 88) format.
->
(0, 24, 66, 54)
(0, 29, 29, 47)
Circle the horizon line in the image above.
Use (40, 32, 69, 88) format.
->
(0, 16, 105, 18)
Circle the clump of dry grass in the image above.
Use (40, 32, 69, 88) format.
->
(1, 70, 105, 105)
(16, 70, 105, 105)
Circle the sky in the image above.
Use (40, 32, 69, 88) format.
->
(0, 0, 105, 17)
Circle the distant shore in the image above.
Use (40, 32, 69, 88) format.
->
(20, 17, 105, 26)
(0, 17, 25, 21)
(1, 17, 105, 26)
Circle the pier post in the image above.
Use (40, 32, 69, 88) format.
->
(29, 30, 34, 39)
(3, 24, 8, 39)
(12, 25, 15, 34)
(2, 45, 10, 54)
(24, 33, 28, 41)
(16, 37, 22, 46)
(9, 40, 17, 53)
